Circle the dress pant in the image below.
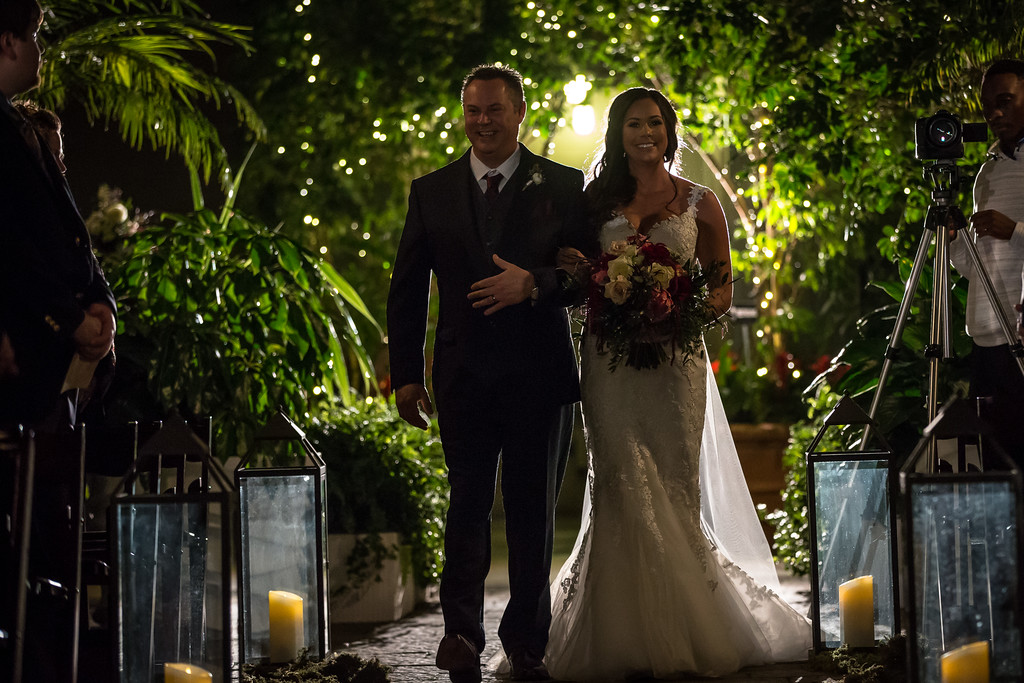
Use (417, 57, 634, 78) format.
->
(436, 374, 573, 660)
(969, 342, 1024, 469)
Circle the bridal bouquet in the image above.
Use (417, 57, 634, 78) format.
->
(585, 233, 724, 371)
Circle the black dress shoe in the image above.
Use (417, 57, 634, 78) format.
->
(436, 634, 482, 683)
(509, 652, 552, 681)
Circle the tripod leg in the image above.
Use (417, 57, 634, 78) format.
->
(863, 227, 935, 447)
(925, 224, 953, 435)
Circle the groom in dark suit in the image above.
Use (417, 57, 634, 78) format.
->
(387, 64, 586, 683)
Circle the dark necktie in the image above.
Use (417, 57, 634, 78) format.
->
(484, 172, 502, 203)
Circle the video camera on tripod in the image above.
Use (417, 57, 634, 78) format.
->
(914, 109, 989, 161)
(865, 107, 1024, 459)
(912, 110, 987, 212)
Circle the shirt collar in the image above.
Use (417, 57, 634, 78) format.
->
(470, 145, 522, 182)
(991, 138, 1024, 160)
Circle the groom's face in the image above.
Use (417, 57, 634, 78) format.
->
(462, 78, 526, 167)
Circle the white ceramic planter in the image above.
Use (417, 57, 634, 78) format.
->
(327, 532, 415, 623)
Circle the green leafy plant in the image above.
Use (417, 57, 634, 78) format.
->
(97, 158, 380, 459)
(824, 258, 971, 458)
(310, 398, 448, 590)
(40, 0, 265, 183)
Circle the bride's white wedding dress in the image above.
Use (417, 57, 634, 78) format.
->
(544, 185, 811, 680)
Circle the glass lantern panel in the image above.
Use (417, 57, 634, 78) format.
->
(239, 473, 321, 661)
(813, 457, 895, 648)
(113, 498, 229, 683)
(909, 479, 1022, 682)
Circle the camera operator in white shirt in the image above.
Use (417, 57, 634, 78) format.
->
(950, 58, 1024, 466)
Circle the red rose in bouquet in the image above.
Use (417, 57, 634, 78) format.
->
(584, 233, 724, 371)
(645, 288, 674, 323)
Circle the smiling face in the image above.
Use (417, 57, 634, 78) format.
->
(462, 78, 526, 168)
(982, 72, 1024, 156)
(621, 97, 669, 167)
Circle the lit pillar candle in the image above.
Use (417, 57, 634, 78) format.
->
(164, 663, 212, 682)
(268, 590, 304, 663)
(941, 641, 990, 683)
(838, 575, 874, 647)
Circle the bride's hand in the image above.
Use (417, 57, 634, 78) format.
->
(557, 247, 588, 273)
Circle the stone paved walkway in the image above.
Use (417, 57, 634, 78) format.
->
(332, 571, 835, 683)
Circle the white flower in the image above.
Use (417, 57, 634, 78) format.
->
(650, 262, 674, 289)
(105, 203, 129, 224)
(606, 254, 633, 281)
(522, 163, 545, 190)
(604, 276, 632, 304)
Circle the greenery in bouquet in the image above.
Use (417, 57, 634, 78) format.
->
(586, 233, 725, 371)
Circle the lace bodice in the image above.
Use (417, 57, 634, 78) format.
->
(598, 183, 706, 259)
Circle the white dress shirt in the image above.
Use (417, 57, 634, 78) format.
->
(950, 141, 1024, 346)
(470, 146, 521, 195)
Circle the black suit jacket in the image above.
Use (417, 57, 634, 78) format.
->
(387, 145, 588, 409)
(0, 108, 116, 424)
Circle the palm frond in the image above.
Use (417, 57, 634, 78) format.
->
(39, 7, 264, 184)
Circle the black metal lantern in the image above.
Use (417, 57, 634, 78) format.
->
(901, 398, 1024, 682)
(806, 395, 900, 650)
(1, 426, 34, 683)
(110, 416, 234, 683)
(235, 409, 328, 664)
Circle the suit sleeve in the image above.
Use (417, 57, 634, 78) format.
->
(386, 181, 433, 390)
(533, 166, 591, 307)
(83, 255, 117, 318)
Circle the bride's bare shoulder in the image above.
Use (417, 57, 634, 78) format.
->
(668, 175, 699, 212)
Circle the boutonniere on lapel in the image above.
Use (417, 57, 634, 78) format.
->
(522, 163, 545, 191)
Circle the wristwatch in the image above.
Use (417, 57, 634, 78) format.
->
(530, 285, 540, 302)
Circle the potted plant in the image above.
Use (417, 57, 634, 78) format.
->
(310, 398, 447, 624)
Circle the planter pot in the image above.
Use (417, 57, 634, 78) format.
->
(730, 422, 790, 545)
(327, 532, 415, 624)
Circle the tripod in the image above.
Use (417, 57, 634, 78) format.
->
(863, 158, 1024, 468)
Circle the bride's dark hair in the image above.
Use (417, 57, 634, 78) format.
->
(585, 88, 680, 227)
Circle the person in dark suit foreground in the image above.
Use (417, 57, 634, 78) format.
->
(386, 64, 587, 682)
(0, 0, 115, 429)
(0, 3, 115, 681)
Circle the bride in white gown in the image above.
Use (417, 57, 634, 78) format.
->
(544, 88, 811, 680)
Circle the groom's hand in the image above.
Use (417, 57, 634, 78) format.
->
(468, 254, 535, 315)
(396, 383, 433, 430)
